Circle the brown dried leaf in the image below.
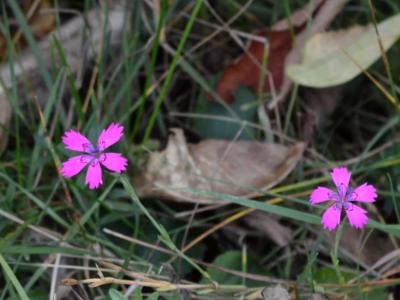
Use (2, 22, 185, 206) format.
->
(1, 2, 126, 105)
(133, 128, 305, 204)
(271, 0, 348, 109)
(244, 212, 292, 247)
(300, 86, 344, 141)
(0, 0, 56, 59)
(327, 228, 394, 265)
(212, 0, 348, 108)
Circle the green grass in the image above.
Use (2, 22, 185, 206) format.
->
(1, 0, 400, 299)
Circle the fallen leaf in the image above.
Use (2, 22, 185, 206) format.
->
(269, 0, 348, 109)
(193, 86, 258, 140)
(0, 0, 56, 59)
(244, 211, 292, 247)
(133, 128, 305, 203)
(0, 3, 126, 103)
(286, 14, 400, 87)
(300, 86, 344, 141)
(215, 29, 293, 104)
(213, 0, 347, 105)
(327, 227, 394, 265)
(272, 0, 325, 31)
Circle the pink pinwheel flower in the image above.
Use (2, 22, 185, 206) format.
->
(310, 167, 377, 231)
(61, 123, 128, 189)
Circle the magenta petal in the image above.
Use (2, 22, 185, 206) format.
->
(310, 187, 335, 204)
(61, 155, 89, 177)
(97, 123, 124, 151)
(331, 167, 351, 190)
(99, 153, 128, 173)
(85, 160, 103, 189)
(353, 183, 377, 203)
(346, 204, 368, 229)
(62, 130, 92, 152)
(321, 205, 341, 231)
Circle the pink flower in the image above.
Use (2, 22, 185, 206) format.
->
(310, 167, 377, 231)
(61, 123, 128, 189)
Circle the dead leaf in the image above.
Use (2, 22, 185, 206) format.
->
(0, 0, 56, 59)
(300, 86, 344, 141)
(133, 128, 305, 204)
(271, 0, 348, 109)
(327, 228, 394, 265)
(244, 212, 292, 247)
(272, 0, 325, 31)
(287, 14, 400, 87)
(213, 0, 348, 105)
(0, 2, 126, 104)
(215, 30, 294, 104)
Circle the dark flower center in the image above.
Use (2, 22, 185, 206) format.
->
(81, 143, 107, 165)
(330, 184, 357, 211)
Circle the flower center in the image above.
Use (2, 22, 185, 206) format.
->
(330, 184, 357, 211)
(81, 143, 107, 165)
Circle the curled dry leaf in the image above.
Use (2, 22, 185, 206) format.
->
(327, 227, 394, 265)
(300, 86, 344, 141)
(287, 14, 400, 87)
(133, 128, 305, 204)
(0, 0, 56, 59)
(0, 1, 126, 103)
(215, 30, 293, 104)
(244, 211, 292, 247)
(212, 0, 347, 108)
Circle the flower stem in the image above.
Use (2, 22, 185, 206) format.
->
(330, 220, 346, 284)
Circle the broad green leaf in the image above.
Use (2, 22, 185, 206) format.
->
(201, 251, 243, 285)
(193, 86, 257, 140)
(109, 288, 127, 300)
(147, 292, 159, 300)
(200, 250, 269, 286)
(287, 14, 400, 87)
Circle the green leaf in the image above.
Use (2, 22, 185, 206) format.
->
(202, 251, 243, 285)
(193, 86, 257, 140)
(313, 267, 352, 284)
(108, 288, 127, 300)
(287, 14, 400, 87)
(134, 287, 143, 300)
(0, 254, 30, 300)
(200, 250, 268, 286)
(147, 292, 160, 300)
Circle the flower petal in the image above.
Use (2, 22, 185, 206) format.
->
(99, 153, 128, 173)
(61, 155, 89, 177)
(85, 160, 103, 189)
(352, 183, 377, 203)
(331, 167, 352, 190)
(345, 204, 368, 229)
(310, 186, 335, 204)
(62, 129, 93, 152)
(97, 123, 124, 151)
(321, 205, 341, 231)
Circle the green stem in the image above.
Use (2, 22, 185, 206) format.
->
(119, 175, 213, 282)
(141, 0, 204, 145)
(330, 220, 345, 284)
(131, 0, 166, 140)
